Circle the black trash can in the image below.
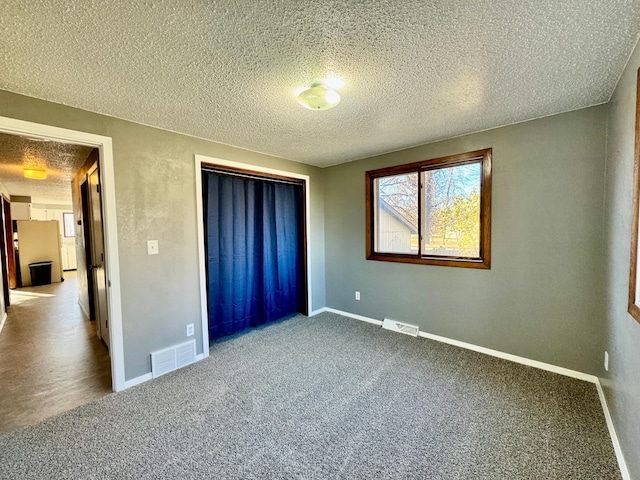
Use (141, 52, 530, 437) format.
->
(29, 261, 53, 286)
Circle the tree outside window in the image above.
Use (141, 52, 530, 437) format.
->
(366, 149, 491, 269)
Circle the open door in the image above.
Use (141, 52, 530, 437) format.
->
(0, 197, 10, 307)
(88, 164, 110, 349)
(80, 180, 96, 321)
(2, 197, 16, 290)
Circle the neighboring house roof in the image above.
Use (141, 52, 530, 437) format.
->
(378, 197, 418, 234)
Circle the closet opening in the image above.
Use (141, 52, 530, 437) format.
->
(201, 164, 308, 342)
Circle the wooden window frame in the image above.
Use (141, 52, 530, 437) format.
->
(628, 68, 640, 324)
(366, 148, 492, 269)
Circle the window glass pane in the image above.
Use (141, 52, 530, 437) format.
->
(375, 173, 419, 254)
(63, 212, 75, 237)
(422, 162, 481, 258)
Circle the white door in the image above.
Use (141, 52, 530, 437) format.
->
(88, 165, 110, 349)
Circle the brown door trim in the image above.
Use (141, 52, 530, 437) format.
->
(2, 196, 16, 290)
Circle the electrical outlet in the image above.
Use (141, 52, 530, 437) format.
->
(355, 291, 360, 301)
(604, 351, 609, 371)
(186, 324, 194, 337)
(147, 240, 159, 255)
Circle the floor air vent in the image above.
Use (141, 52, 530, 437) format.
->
(382, 318, 419, 337)
(151, 339, 196, 378)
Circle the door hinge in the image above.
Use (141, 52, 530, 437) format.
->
(101, 252, 104, 262)
(96, 184, 101, 193)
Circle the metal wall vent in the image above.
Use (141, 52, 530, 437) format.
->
(151, 339, 196, 378)
(382, 318, 420, 337)
(176, 341, 196, 368)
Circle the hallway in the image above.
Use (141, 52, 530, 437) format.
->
(0, 271, 111, 435)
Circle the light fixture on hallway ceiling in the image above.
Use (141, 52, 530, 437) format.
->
(297, 84, 341, 111)
(24, 168, 47, 180)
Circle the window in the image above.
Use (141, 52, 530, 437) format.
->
(63, 212, 75, 237)
(628, 68, 640, 324)
(366, 148, 492, 269)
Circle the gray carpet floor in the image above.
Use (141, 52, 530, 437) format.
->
(0, 313, 620, 479)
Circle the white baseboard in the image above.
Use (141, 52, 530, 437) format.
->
(122, 352, 207, 390)
(78, 300, 90, 320)
(323, 307, 595, 382)
(323, 307, 384, 326)
(0, 311, 7, 335)
(123, 372, 153, 389)
(416, 330, 596, 383)
(119, 307, 631, 478)
(595, 380, 631, 480)
(321, 307, 635, 477)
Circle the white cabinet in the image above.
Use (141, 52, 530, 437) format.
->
(16, 220, 62, 286)
(11, 202, 31, 220)
(30, 206, 78, 271)
(62, 244, 77, 270)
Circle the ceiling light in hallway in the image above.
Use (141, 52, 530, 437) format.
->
(23, 168, 47, 180)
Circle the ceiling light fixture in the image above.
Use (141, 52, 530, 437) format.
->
(322, 73, 345, 91)
(297, 84, 341, 111)
(24, 168, 47, 180)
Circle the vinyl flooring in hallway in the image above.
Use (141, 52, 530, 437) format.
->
(0, 271, 111, 435)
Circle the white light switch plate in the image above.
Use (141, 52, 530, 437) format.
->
(147, 240, 159, 255)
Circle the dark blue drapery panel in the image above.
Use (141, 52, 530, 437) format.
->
(203, 172, 303, 340)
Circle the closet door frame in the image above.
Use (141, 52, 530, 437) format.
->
(194, 155, 311, 354)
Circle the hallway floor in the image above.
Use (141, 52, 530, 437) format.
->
(0, 271, 112, 435)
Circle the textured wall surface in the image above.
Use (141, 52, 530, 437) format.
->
(602, 39, 640, 479)
(0, 90, 326, 380)
(1, 1, 639, 166)
(324, 106, 607, 374)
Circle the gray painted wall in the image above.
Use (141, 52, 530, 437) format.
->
(3, 77, 637, 474)
(0, 90, 326, 380)
(324, 106, 608, 374)
(603, 38, 640, 478)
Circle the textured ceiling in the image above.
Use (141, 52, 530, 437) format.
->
(0, 133, 93, 204)
(1, 1, 639, 167)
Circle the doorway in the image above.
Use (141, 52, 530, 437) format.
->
(0, 115, 124, 392)
(0, 197, 10, 308)
(85, 163, 109, 348)
(0, 140, 111, 432)
(80, 181, 96, 321)
(195, 155, 312, 349)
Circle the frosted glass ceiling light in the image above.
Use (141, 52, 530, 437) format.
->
(297, 84, 341, 111)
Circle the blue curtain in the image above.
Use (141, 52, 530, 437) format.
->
(203, 172, 304, 340)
